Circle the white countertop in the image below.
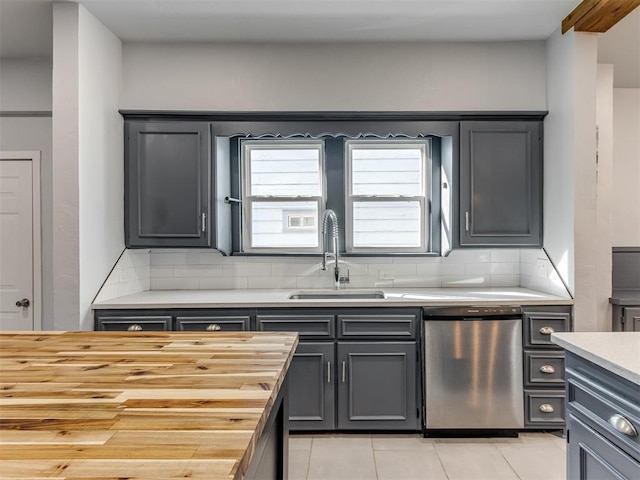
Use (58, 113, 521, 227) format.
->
(551, 332, 640, 385)
(92, 287, 572, 309)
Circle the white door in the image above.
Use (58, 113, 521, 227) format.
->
(0, 160, 34, 330)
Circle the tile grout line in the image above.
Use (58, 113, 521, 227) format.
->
(494, 442, 524, 480)
(432, 442, 452, 480)
(370, 435, 379, 480)
(304, 436, 313, 480)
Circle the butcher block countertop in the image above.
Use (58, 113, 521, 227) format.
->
(0, 331, 298, 480)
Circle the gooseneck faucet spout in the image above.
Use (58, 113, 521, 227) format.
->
(321, 209, 341, 289)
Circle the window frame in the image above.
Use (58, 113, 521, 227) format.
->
(344, 139, 432, 253)
(240, 139, 326, 253)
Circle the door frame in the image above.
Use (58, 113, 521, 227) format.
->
(0, 151, 42, 330)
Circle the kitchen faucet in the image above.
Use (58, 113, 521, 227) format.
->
(321, 209, 342, 289)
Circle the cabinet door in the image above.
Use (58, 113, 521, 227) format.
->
(125, 121, 211, 247)
(459, 121, 542, 247)
(568, 413, 640, 480)
(624, 307, 640, 332)
(288, 342, 335, 431)
(337, 342, 419, 430)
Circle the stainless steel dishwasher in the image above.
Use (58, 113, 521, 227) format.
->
(423, 306, 524, 431)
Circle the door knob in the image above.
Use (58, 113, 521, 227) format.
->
(16, 298, 30, 308)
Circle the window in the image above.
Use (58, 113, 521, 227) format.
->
(241, 140, 324, 251)
(346, 140, 430, 252)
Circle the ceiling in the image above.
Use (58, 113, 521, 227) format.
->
(0, 0, 637, 87)
(1, 0, 581, 58)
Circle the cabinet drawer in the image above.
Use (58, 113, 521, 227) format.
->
(338, 314, 416, 339)
(175, 316, 250, 332)
(524, 312, 570, 347)
(257, 315, 335, 339)
(525, 390, 566, 426)
(567, 358, 640, 459)
(96, 316, 172, 332)
(524, 350, 565, 386)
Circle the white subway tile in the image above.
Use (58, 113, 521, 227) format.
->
(151, 277, 199, 290)
(296, 276, 334, 289)
(338, 262, 369, 277)
(416, 264, 442, 276)
(94, 284, 119, 302)
(440, 264, 465, 276)
(489, 263, 517, 275)
(466, 263, 492, 275)
(151, 252, 187, 266)
(369, 264, 417, 279)
(444, 249, 491, 264)
(520, 248, 545, 264)
(393, 277, 442, 288)
(198, 252, 227, 264)
(199, 277, 248, 289)
(150, 266, 174, 278)
(346, 257, 393, 265)
(175, 265, 223, 278)
(248, 276, 298, 289)
(117, 278, 150, 297)
(346, 276, 378, 288)
(222, 263, 271, 277)
(272, 263, 320, 277)
(490, 249, 520, 263)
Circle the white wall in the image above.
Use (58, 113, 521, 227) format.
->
(544, 28, 576, 296)
(0, 58, 53, 328)
(78, 5, 124, 330)
(122, 42, 546, 111)
(52, 3, 123, 330)
(545, 28, 600, 331)
(595, 64, 613, 332)
(52, 3, 80, 329)
(612, 89, 640, 245)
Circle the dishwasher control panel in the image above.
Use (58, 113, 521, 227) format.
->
(423, 305, 522, 318)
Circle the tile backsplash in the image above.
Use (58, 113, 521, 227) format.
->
(147, 248, 524, 290)
(93, 247, 572, 300)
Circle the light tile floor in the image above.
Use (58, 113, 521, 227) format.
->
(289, 432, 566, 480)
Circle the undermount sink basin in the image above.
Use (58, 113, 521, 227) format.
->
(288, 289, 386, 300)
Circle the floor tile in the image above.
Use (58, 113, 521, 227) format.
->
(375, 447, 448, 480)
(435, 443, 519, 480)
(499, 445, 566, 480)
(290, 435, 313, 450)
(371, 433, 434, 451)
(306, 435, 376, 480)
(289, 447, 311, 480)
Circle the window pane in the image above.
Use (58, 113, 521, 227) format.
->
(249, 147, 321, 196)
(250, 201, 319, 248)
(351, 147, 423, 196)
(352, 201, 421, 247)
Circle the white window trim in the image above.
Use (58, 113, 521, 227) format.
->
(240, 139, 325, 253)
(345, 140, 431, 253)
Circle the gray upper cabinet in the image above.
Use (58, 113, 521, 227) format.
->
(125, 121, 212, 248)
(459, 121, 542, 247)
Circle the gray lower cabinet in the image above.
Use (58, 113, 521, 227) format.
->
(287, 342, 335, 431)
(94, 309, 250, 332)
(337, 342, 418, 430)
(95, 314, 172, 332)
(566, 354, 640, 479)
(256, 308, 421, 432)
(125, 121, 212, 248)
(522, 306, 571, 428)
(459, 121, 542, 247)
(612, 306, 640, 332)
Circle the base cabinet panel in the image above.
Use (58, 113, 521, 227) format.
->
(568, 414, 640, 480)
(337, 342, 419, 430)
(288, 342, 335, 431)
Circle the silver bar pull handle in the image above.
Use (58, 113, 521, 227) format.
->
(609, 414, 638, 437)
(201, 213, 207, 233)
(342, 361, 346, 383)
(539, 326, 555, 335)
(327, 361, 331, 383)
(539, 365, 555, 374)
(465, 211, 470, 232)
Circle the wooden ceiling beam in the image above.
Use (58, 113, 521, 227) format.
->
(562, 0, 640, 34)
